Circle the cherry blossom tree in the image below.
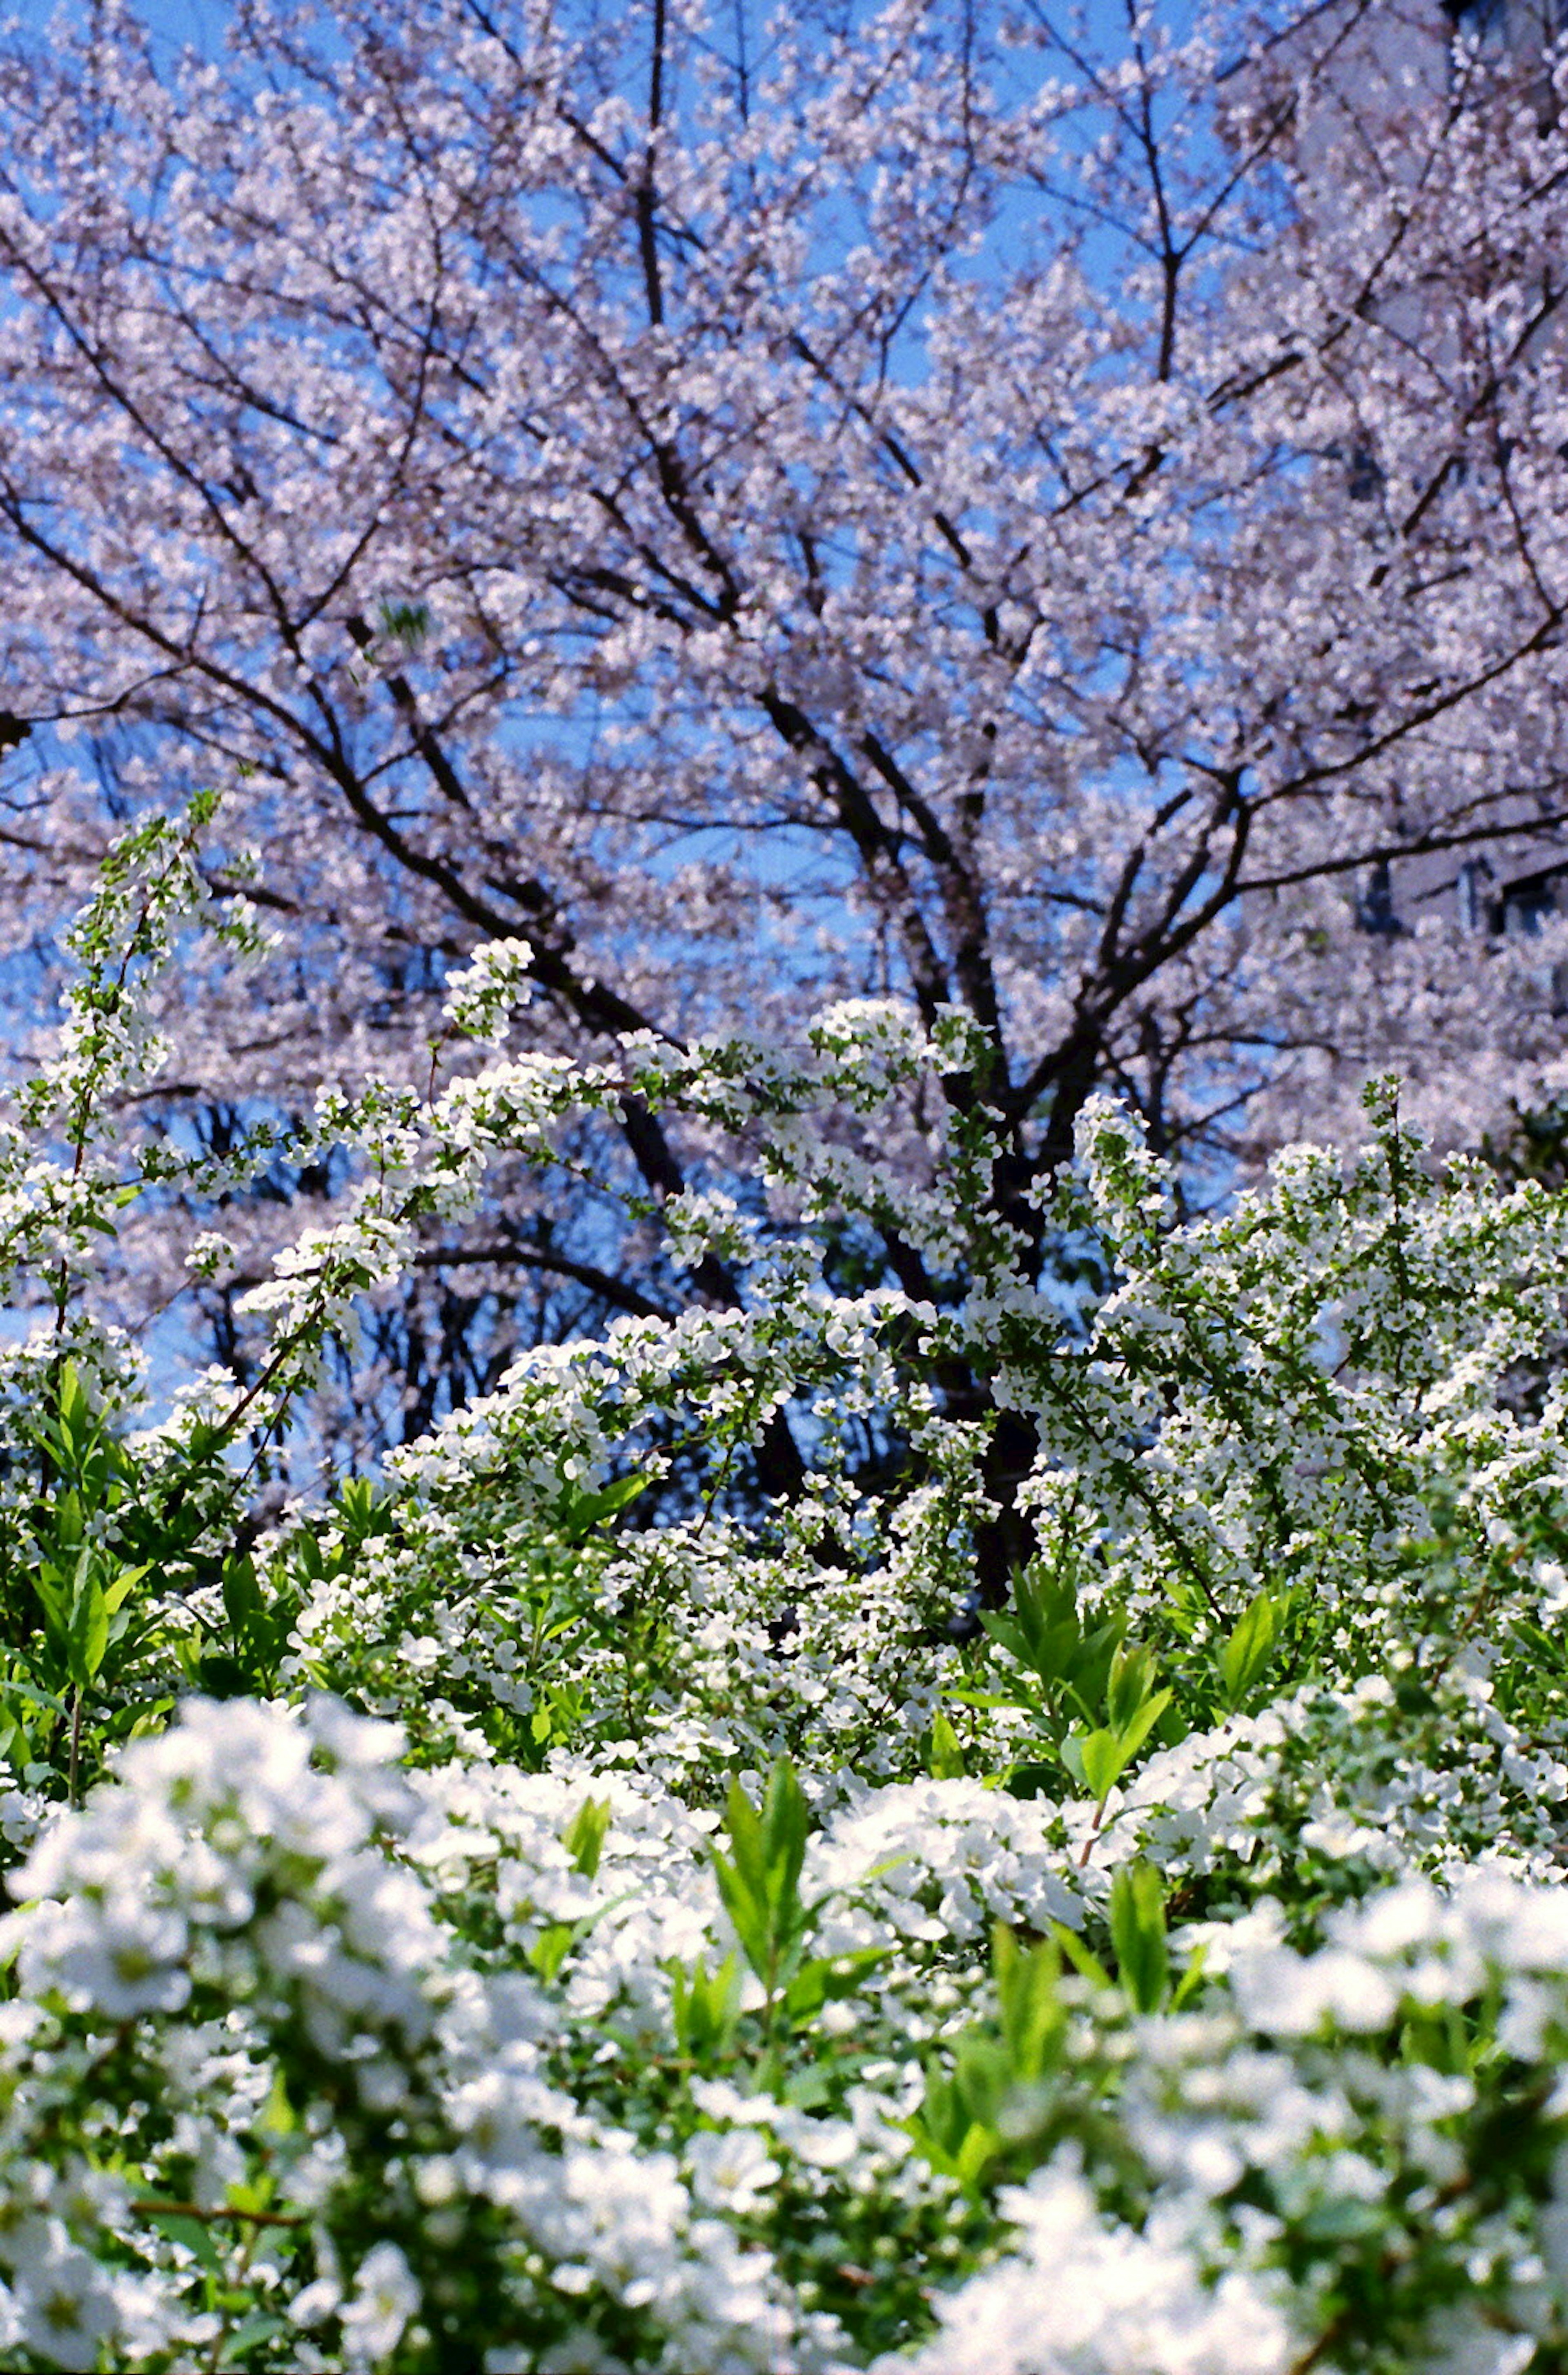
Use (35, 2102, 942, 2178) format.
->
(1, 0, 1567, 1447)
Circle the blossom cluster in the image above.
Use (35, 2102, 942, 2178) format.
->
(5, 851, 1568, 2366)
(9, 1690, 1568, 2373)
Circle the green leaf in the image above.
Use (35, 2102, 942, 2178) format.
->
(783, 1946, 889, 2022)
(222, 1558, 262, 1638)
(1112, 1687, 1172, 1769)
(1076, 1675, 1174, 1804)
(31, 1566, 69, 1645)
(1106, 1640, 1159, 1735)
(760, 1758, 811, 1915)
(1219, 1590, 1280, 1709)
(719, 1774, 771, 1911)
(952, 2118, 1002, 2188)
(528, 1922, 578, 1983)
(54, 1364, 87, 1452)
(669, 1952, 743, 2063)
(563, 1794, 612, 1880)
(528, 1891, 635, 1986)
(929, 1707, 966, 1779)
(904, 2105, 1000, 2193)
(977, 1612, 1030, 1665)
(1075, 1726, 1125, 1802)
(1109, 1859, 1169, 2013)
(141, 2208, 223, 2273)
(1013, 1559, 1075, 1642)
(1300, 2196, 1383, 2243)
(334, 1476, 393, 1545)
(557, 1472, 649, 1541)
(100, 1564, 147, 1618)
(218, 2316, 289, 2366)
(1170, 1942, 1209, 2012)
(711, 1760, 816, 1994)
(0, 1676, 69, 1721)
(255, 2069, 296, 2137)
(1049, 1920, 1112, 1990)
(710, 1858, 771, 1983)
(67, 1569, 109, 1688)
(1071, 1616, 1128, 1698)
(782, 2065, 833, 2112)
(993, 1923, 1065, 2081)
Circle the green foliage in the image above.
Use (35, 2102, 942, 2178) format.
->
(562, 1793, 612, 1880)
(1107, 1858, 1169, 2014)
(707, 1761, 887, 2077)
(668, 1951, 745, 2068)
(964, 1558, 1175, 1817)
(1218, 1587, 1284, 1712)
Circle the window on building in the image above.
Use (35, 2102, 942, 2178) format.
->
(1356, 858, 1406, 936)
(1443, 0, 1510, 42)
(1443, 0, 1567, 50)
(1456, 857, 1494, 934)
(1497, 866, 1564, 937)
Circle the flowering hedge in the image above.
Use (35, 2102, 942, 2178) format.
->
(5, 811, 1568, 2370)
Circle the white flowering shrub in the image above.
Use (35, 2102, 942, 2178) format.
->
(7, 810, 1568, 2368)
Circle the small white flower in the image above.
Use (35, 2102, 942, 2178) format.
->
(184, 1229, 237, 1280)
(684, 2127, 780, 2216)
(1231, 1945, 1399, 2038)
(340, 2242, 419, 2366)
(13, 2237, 119, 2374)
(20, 1896, 189, 2019)
(441, 940, 535, 1046)
(289, 2276, 343, 2330)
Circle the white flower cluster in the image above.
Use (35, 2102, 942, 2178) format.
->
(0, 1701, 866, 2371)
(439, 939, 536, 1049)
(884, 2167, 1292, 2375)
(8, 1693, 1568, 2369)
(15, 862, 1568, 2369)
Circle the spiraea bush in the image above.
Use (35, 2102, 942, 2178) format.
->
(5, 808, 1568, 2371)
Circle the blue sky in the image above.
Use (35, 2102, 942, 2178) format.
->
(9, 0, 228, 52)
